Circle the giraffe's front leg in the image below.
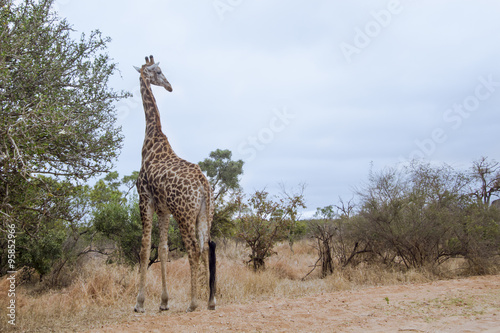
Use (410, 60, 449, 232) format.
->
(134, 194, 154, 313)
(134, 232, 151, 313)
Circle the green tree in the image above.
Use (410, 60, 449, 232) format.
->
(0, 0, 129, 276)
(89, 172, 186, 267)
(0, 175, 90, 277)
(90, 172, 157, 266)
(199, 149, 244, 238)
(91, 200, 146, 265)
(237, 188, 306, 271)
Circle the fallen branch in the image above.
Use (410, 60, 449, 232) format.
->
(301, 257, 322, 281)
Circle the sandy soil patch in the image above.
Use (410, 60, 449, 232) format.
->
(87, 275, 500, 333)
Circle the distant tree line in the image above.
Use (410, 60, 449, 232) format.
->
(4, 144, 498, 284)
(309, 158, 500, 278)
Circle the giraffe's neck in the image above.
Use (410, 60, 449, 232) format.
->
(139, 75, 175, 157)
(140, 76, 163, 134)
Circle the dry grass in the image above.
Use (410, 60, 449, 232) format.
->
(0, 239, 480, 332)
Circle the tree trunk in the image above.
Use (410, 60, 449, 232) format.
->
(252, 257, 266, 271)
(320, 238, 334, 278)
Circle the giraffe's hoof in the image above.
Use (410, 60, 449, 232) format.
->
(134, 305, 145, 313)
(208, 298, 216, 310)
(186, 303, 198, 313)
(159, 304, 169, 311)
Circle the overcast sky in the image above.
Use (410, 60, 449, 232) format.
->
(54, 0, 500, 216)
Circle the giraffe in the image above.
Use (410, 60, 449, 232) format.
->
(133, 55, 216, 313)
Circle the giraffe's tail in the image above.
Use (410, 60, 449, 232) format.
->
(208, 240, 216, 309)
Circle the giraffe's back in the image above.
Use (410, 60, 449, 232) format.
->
(142, 156, 211, 222)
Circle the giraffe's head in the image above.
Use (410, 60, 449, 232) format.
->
(134, 55, 173, 92)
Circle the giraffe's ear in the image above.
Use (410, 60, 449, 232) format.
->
(134, 66, 141, 73)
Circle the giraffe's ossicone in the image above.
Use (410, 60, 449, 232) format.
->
(133, 55, 216, 313)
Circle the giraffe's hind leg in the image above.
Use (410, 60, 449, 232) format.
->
(186, 244, 201, 312)
(200, 241, 216, 310)
(179, 216, 201, 312)
(196, 193, 216, 310)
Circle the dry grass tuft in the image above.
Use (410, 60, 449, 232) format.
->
(0, 263, 140, 332)
(0, 239, 484, 332)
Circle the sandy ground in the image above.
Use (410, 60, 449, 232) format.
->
(87, 275, 500, 333)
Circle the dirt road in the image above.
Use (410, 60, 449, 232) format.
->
(88, 275, 500, 332)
